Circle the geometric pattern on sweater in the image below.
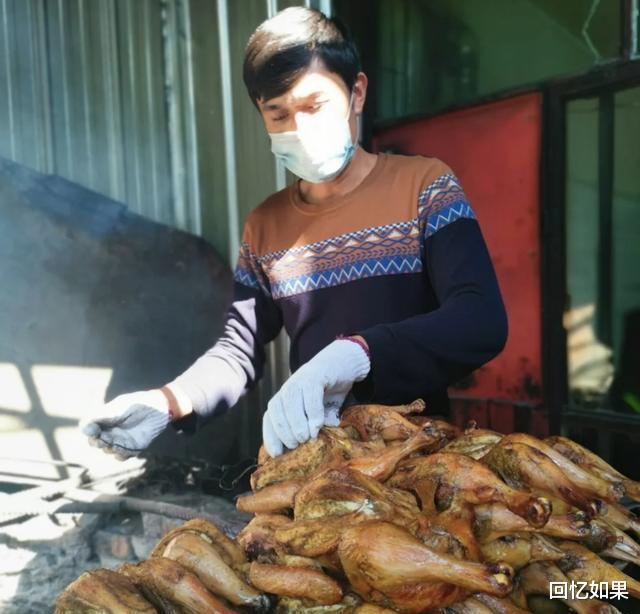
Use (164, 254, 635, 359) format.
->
(418, 174, 475, 238)
(270, 254, 423, 299)
(234, 172, 475, 299)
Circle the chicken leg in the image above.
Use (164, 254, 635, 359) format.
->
(500, 433, 623, 502)
(597, 499, 640, 538)
(120, 557, 237, 614)
(338, 520, 513, 613)
(435, 597, 493, 614)
(473, 503, 590, 542)
(557, 540, 640, 599)
(150, 518, 246, 569)
(249, 561, 343, 605)
(471, 593, 530, 614)
(160, 531, 269, 610)
(512, 561, 620, 614)
(236, 479, 305, 513)
(483, 441, 603, 517)
(480, 533, 565, 570)
(546, 436, 640, 502)
(388, 453, 551, 527)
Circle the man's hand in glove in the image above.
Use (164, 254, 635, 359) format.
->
(80, 386, 191, 460)
(262, 337, 370, 457)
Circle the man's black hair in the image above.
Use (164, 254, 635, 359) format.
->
(243, 7, 361, 106)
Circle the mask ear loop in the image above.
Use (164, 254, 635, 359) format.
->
(347, 90, 360, 152)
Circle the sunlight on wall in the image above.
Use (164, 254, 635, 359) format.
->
(31, 365, 113, 420)
(0, 429, 58, 480)
(0, 363, 31, 413)
(0, 365, 143, 483)
(564, 303, 614, 395)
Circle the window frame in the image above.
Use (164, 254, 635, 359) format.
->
(540, 58, 640, 436)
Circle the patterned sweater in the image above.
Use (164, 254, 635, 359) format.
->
(174, 153, 508, 422)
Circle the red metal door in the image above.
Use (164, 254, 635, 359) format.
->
(373, 93, 547, 435)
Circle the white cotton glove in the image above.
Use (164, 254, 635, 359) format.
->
(263, 339, 370, 457)
(80, 390, 172, 460)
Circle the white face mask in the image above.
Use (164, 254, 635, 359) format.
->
(269, 93, 358, 183)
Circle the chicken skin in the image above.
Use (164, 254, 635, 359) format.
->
(388, 453, 551, 528)
(547, 435, 640, 501)
(483, 441, 603, 517)
(338, 520, 513, 613)
(55, 569, 155, 614)
(120, 557, 238, 614)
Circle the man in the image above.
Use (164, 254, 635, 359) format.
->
(81, 7, 507, 460)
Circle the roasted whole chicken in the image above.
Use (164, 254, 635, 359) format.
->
(57, 400, 640, 613)
(387, 453, 551, 527)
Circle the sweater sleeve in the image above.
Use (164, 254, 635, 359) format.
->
(171, 221, 283, 426)
(353, 170, 508, 405)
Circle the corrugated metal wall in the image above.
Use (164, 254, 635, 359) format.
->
(0, 0, 330, 457)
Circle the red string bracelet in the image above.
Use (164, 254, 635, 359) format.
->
(335, 334, 371, 360)
(159, 385, 179, 421)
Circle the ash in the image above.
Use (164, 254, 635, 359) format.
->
(0, 456, 255, 613)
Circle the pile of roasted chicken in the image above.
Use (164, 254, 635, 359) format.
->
(56, 400, 640, 613)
